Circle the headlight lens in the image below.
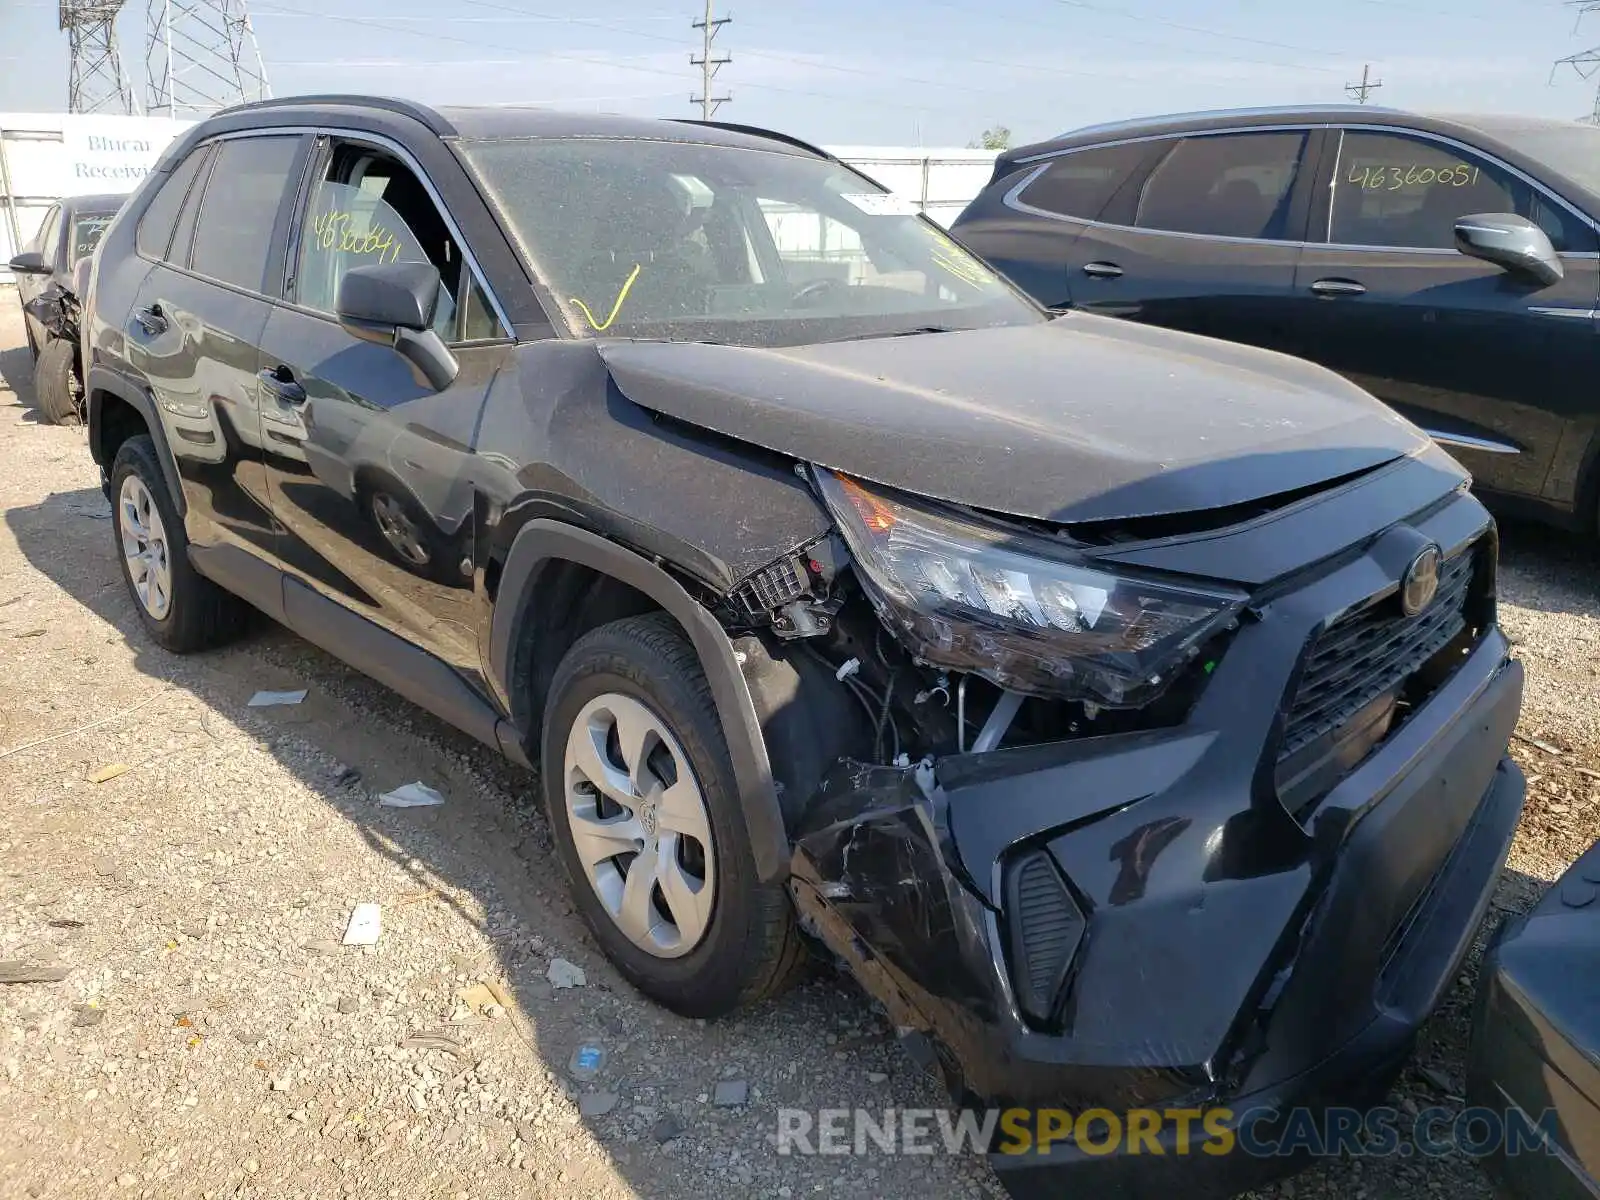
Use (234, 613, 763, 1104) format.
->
(816, 470, 1245, 707)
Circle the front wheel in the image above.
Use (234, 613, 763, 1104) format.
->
(540, 613, 805, 1017)
(33, 336, 82, 425)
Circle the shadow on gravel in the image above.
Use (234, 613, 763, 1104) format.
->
(1495, 514, 1600, 620)
(0, 339, 45, 423)
(2, 484, 961, 1200)
(2, 483, 1576, 1200)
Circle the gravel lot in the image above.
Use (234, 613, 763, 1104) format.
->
(1, 296, 1596, 1200)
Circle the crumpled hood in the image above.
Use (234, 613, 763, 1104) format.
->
(598, 313, 1430, 524)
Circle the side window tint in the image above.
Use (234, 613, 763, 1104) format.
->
(1135, 132, 1308, 239)
(296, 150, 506, 342)
(1328, 131, 1593, 252)
(169, 147, 216, 270)
(1018, 142, 1151, 220)
(136, 148, 207, 261)
(189, 136, 301, 291)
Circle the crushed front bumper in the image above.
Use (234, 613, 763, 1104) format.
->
(789, 619, 1524, 1200)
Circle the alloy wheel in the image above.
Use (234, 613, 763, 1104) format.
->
(118, 474, 172, 620)
(563, 693, 716, 958)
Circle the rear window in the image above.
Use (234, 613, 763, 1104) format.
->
(136, 147, 206, 261)
(1135, 132, 1308, 240)
(1015, 142, 1150, 220)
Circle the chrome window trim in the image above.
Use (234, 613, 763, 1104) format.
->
(1529, 306, 1599, 320)
(1420, 429, 1521, 456)
(139, 124, 516, 341)
(1003, 120, 1600, 256)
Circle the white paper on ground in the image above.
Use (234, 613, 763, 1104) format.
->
(248, 689, 308, 707)
(378, 782, 446, 808)
(342, 903, 382, 946)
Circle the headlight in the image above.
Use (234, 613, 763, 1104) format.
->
(816, 470, 1245, 707)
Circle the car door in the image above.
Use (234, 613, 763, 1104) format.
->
(1061, 128, 1318, 358)
(952, 139, 1160, 308)
(1293, 127, 1600, 506)
(124, 132, 308, 558)
(17, 203, 61, 340)
(256, 133, 513, 686)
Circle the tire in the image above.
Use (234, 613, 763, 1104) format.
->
(541, 612, 805, 1017)
(33, 335, 82, 426)
(110, 434, 250, 653)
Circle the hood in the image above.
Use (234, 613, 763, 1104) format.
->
(598, 314, 1430, 524)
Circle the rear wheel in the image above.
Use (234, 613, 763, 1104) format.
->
(541, 613, 805, 1017)
(110, 434, 250, 652)
(33, 335, 82, 425)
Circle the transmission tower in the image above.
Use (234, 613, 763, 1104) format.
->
(61, 1, 139, 114)
(145, 0, 271, 118)
(691, 0, 730, 120)
(1344, 63, 1383, 104)
(1555, 1, 1600, 124)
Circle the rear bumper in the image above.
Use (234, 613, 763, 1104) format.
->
(1467, 840, 1600, 1200)
(789, 634, 1523, 1199)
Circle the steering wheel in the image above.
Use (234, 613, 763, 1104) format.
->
(791, 276, 847, 308)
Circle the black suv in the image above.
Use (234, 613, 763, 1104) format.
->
(85, 96, 1525, 1199)
(953, 106, 1600, 535)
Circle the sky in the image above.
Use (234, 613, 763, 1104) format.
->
(5, 1, 1600, 148)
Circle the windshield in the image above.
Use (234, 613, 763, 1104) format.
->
(70, 211, 116, 264)
(458, 137, 1041, 346)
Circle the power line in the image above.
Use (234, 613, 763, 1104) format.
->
(1554, 1, 1600, 125)
(691, 0, 730, 119)
(1345, 62, 1383, 103)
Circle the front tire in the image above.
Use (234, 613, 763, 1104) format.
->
(541, 613, 804, 1017)
(33, 336, 81, 425)
(110, 434, 249, 653)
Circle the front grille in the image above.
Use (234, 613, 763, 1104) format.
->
(1278, 546, 1479, 788)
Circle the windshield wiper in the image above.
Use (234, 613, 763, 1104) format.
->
(834, 324, 961, 343)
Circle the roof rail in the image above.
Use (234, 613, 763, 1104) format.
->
(670, 119, 837, 162)
(213, 94, 454, 135)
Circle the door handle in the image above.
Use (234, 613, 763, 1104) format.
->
(1082, 261, 1124, 280)
(133, 303, 167, 335)
(258, 366, 307, 406)
(1310, 278, 1366, 298)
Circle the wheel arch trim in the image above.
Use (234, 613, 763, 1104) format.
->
(86, 365, 186, 518)
(490, 520, 790, 882)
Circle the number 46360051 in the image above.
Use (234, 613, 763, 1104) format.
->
(1347, 163, 1482, 191)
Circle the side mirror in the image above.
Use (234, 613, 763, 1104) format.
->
(334, 262, 458, 391)
(1454, 213, 1564, 286)
(8, 250, 49, 276)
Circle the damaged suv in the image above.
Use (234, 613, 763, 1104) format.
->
(84, 97, 1525, 1198)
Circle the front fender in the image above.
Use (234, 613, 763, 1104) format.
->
(489, 519, 791, 882)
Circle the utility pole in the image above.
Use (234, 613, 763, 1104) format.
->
(60, 1, 139, 114)
(691, 0, 730, 120)
(1344, 63, 1383, 104)
(1555, 2, 1600, 124)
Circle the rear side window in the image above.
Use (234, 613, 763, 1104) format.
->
(168, 146, 216, 269)
(136, 148, 207, 261)
(1135, 132, 1308, 240)
(1016, 142, 1150, 220)
(1329, 130, 1597, 253)
(189, 136, 301, 291)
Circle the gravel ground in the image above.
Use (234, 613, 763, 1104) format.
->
(0, 296, 1596, 1200)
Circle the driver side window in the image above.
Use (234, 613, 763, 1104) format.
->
(294, 144, 507, 343)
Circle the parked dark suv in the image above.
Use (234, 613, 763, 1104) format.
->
(953, 106, 1600, 534)
(85, 96, 1525, 1199)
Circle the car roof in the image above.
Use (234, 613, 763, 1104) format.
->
(210, 94, 833, 159)
(1013, 104, 1587, 160)
(59, 192, 126, 214)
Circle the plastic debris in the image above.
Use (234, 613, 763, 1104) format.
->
(712, 1080, 749, 1107)
(248, 689, 307, 707)
(546, 958, 586, 989)
(399, 1030, 473, 1061)
(377, 782, 445, 809)
(568, 1043, 607, 1081)
(88, 763, 131, 784)
(341, 903, 382, 947)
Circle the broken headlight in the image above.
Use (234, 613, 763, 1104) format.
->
(816, 470, 1245, 708)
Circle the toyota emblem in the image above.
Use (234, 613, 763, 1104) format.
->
(1401, 545, 1442, 616)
